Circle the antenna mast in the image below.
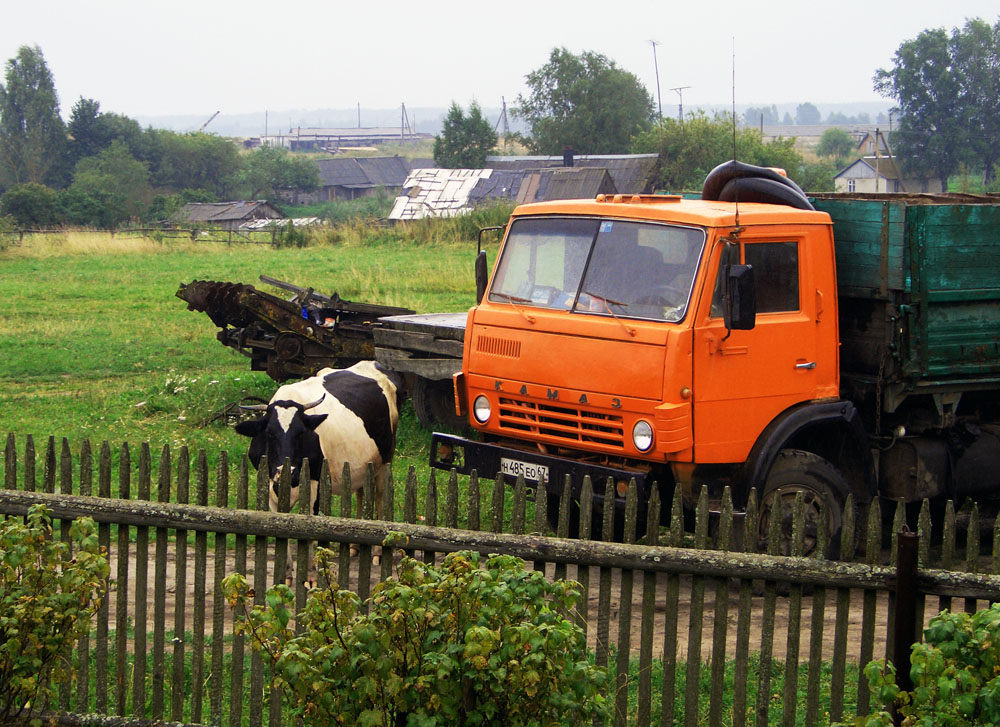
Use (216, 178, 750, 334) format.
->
(650, 40, 663, 122)
(670, 86, 690, 122)
(731, 38, 740, 229)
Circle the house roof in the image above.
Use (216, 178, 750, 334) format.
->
(486, 154, 657, 194)
(534, 167, 617, 200)
(172, 201, 285, 223)
(315, 158, 369, 187)
(389, 168, 493, 220)
(314, 156, 410, 189)
(834, 156, 903, 181)
(355, 156, 409, 186)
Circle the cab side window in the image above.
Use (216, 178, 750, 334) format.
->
(746, 242, 799, 313)
(710, 241, 799, 316)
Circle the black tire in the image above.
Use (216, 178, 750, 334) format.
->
(701, 160, 809, 201)
(758, 449, 848, 557)
(717, 176, 815, 211)
(412, 377, 466, 431)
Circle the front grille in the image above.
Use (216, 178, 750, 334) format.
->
(498, 395, 624, 449)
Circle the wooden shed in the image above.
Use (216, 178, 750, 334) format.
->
(171, 201, 286, 231)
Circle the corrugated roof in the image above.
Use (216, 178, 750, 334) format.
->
(315, 158, 369, 187)
(389, 169, 493, 220)
(172, 201, 285, 223)
(485, 154, 657, 194)
(313, 156, 410, 189)
(356, 156, 409, 187)
(536, 168, 617, 200)
(467, 170, 527, 205)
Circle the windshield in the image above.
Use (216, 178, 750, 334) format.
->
(489, 216, 705, 322)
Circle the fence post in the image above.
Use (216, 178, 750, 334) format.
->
(892, 529, 919, 726)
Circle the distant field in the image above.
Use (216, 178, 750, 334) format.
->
(0, 229, 484, 479)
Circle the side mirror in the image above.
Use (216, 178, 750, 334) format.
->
(724, 264, 756, 330)
(475, 250, 488, 304)
(476, 225, 504, 305)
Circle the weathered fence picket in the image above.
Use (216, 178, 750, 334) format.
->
(2, 434, 1000, 727)
(172, 447, 189, 723)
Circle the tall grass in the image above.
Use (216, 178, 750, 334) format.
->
(282, 193, 394, 223)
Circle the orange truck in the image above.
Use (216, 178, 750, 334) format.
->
(427, 162, 1000, 544)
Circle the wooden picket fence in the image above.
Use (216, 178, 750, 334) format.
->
(2, 432, 1000, 727)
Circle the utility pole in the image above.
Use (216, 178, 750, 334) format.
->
(649, 40, 663, 122)
(494, 97, 510, 151)
(670, 86, 691, 122)
(401, 103, 413, 140)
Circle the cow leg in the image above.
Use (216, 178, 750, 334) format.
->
(372, 475, 384, 566)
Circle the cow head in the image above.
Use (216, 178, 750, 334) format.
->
(235, 394, 327, 490)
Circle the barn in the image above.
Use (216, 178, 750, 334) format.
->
(171, 201, 286, 231)
(312, 156, 411, 202)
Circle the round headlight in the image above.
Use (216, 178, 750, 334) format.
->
(632, 420, 654, 452)
(473, 395, 492, 424)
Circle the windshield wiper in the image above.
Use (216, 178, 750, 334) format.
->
(495, 293, 536, 324)
(582, 290, 636, 337)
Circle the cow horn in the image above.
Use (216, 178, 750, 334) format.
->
(239, 403, 269, 412)
(301, 394, 326, 411)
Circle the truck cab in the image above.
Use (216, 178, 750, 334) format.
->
(432, 191, 870, 540)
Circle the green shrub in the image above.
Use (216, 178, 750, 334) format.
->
(273, 220, 309, 249)
(0, 183, 62, 228)
(853, 604, 1000, 726)
(0, 505, 110, 721)
(224, 543, 608, 727)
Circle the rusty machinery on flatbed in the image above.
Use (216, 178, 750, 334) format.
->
(177, 277, 415, 381)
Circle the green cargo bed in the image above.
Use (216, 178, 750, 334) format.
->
(812, 194, 1000, 410)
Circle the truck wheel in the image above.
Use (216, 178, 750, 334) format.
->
(759, 449, 848, 557)
(412, 378, 465, 431)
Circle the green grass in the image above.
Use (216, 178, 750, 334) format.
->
(0, 229, 484, 484)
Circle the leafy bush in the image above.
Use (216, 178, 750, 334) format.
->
(273, 220, 309, 249)
(224, 544, 608, 727)
(854, 604, 1000, 726)
(0, 183, 62, 227)
(0, 505, 110, 721)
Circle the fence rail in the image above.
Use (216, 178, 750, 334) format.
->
(3, 432, 1000, 727)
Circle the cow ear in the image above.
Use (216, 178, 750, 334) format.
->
(302, 413, 328, 431)
(235, 419, 266, 437)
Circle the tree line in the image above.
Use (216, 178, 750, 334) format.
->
(439, 19, 998, 196)
(5, 19, 998, 231)
(0, 46, 319, 229)
(436, 48, 838, 193)
(875, 17, 1000, 189)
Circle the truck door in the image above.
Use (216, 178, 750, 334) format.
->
(692, 235, 822, 463)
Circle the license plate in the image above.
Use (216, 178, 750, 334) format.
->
(500, 457, 549, 483)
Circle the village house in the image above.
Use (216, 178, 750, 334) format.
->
(833, 131, 945, 194)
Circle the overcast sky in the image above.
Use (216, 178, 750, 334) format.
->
(2, 0, 997, 123)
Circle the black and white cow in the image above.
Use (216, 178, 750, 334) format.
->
(235, 360, 400, 579)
